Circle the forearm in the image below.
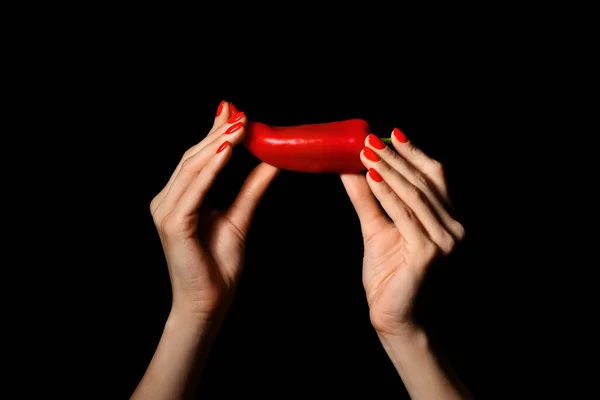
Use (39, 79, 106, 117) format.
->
(378, 325, 471, 400)
(131, 311, 221, 400)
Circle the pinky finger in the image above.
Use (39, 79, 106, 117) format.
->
(174, 141, 232, 217)
(391, 128, 449, 200)
(366, 168, 427, 247)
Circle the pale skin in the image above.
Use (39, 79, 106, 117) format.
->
(131, 102, 471, 399)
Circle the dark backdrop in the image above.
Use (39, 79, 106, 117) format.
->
(13, 4, 580, 397)
(79, 31, 526, 398)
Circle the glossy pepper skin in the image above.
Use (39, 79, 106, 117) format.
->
(243, 119, 370, 173)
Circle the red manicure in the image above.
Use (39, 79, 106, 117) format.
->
(225, 122, 243, 135)
(393, 127, 408, 143)
(363, 147, 380, 162)
(368, 168, 383, 182)
(216, 100, 225, 117)
(216, 141, 229, 153)
(368, 134, 386, 150)
(228, 111, 245, 123)
(229, 103, 239, 114)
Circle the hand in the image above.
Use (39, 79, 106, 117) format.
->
(341, 130, 465, 336)
(150, 102, 279, 322)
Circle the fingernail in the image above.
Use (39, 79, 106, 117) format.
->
(216, 100, 225, 117)
(393, 127, 408, 143)
(217, 141, 230, 153)
(363, 147, 380, 162)
(228, 111, 245, 123)
(368, 168, 383, 182)
(368, 134, 386, 150)
(225, 121, 243, 134)
(229, 102, 239, 114)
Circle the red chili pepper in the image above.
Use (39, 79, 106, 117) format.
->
(243, 119, 372, 173)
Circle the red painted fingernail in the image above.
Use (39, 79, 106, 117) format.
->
(216, 141, 229, 153)
(216, 100, 225, 116)
(393, 127, 408, 143)
(363, 147, 380, 162)
(229, 102, 239, 114)
(228, 111, 244, 123)
(368, 168, 383, 182)
(225, 121, 243, 134)
(368, 134, 386, 150)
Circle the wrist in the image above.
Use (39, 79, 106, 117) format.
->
(167, 306, 225, 337)
(376, 322, 426, 347)
(373, 317, 421, 338)
(170, 294, 232, 326)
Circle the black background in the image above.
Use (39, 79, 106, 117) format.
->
(106, 61, 511, 398)
(44, 15, 544, 398)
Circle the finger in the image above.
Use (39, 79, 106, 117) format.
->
(209, 108, 245, 141)
(173, 141, 234, 218)
(153, 117, 248, 216)
(365, 134, 464, 241)
(225, 162, 280, 236)
(364, 167, 428, 246)
(361, 151, 457, 255)
(340, 173, 390, 238)
(150, 105, 242, 213)
(210, 100, 234, 134)
(388, 128, 449, 200)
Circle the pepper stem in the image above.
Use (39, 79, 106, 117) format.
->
(381, 137, 392, 145)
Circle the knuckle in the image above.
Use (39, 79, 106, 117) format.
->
(439, 231, 456, 255)
(413, 171, 431, 191)
(429, 159, 445, 175)
(375, 179, 393, 195)
(386, 147, 401, 162)
(150, 197, 158, 213)
(160, 214, 184, 237)
(407, 184, 425, 202)
(395, 202, 413, 221)
(408, 142, 422, 156)
(180, 157, 196, 172)
(420, 239, 439, 262)
(453, 221, 466, 242)
(183, 144, 200, 159)
(150, 193, 164, 215)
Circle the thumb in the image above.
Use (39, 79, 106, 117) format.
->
(225, 163, 280, 236)
(340, 173, 389, 239)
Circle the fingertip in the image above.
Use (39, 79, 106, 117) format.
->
(224, 121, 245, 135)
(366, 133, 387, 150)
(266, 163, 281, 175)
(216, 100, 226, 117)
(367, 167, 384, 183)
(227, 110, 247, 124)
(216, 140, 231, 155)
(254, 162, 281, 179)
(392, 127, 408, 144)
(215, 101, 238, 121)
